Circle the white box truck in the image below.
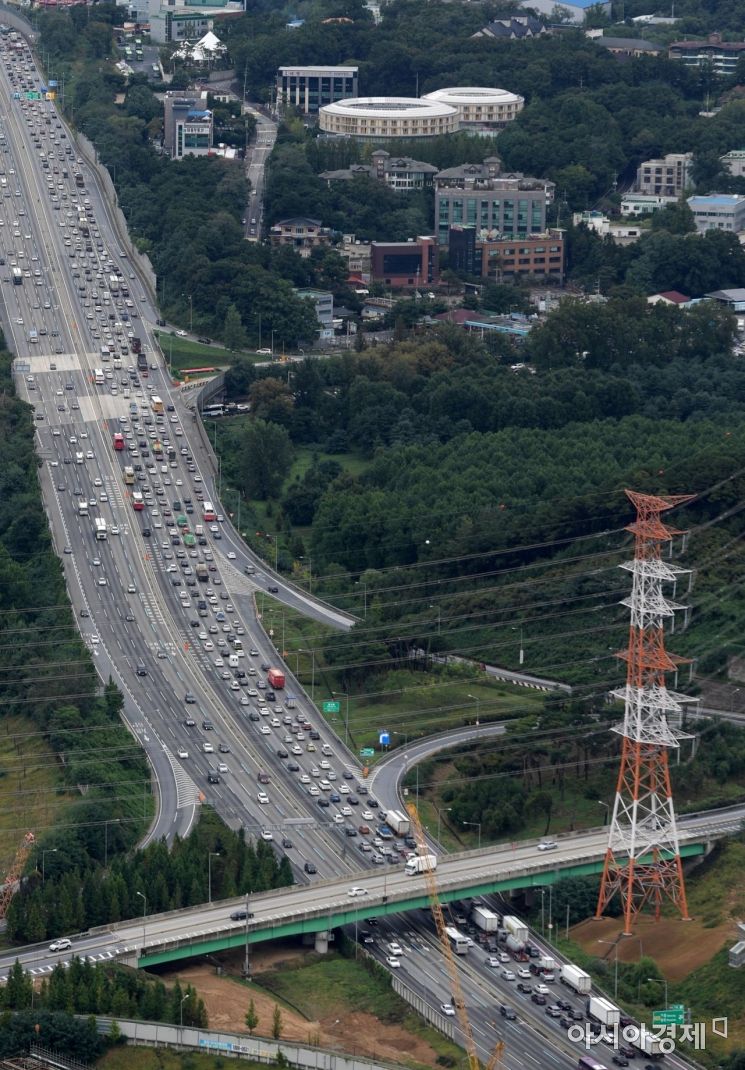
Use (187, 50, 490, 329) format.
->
(587, 996, 621, 1028)
(404, 853, 436, 875)
(503, 916, 528, 944)
(385, 809, 410, 836)
(560, 963, 591, 995)
(472, 906, 500, 933)
(636, 1030, 665, 1058)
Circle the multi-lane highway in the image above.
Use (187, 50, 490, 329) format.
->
(0, 31, 371, 877)
(0, 29, 712, 1070)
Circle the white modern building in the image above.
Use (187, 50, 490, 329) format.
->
(687, 193, 745, 234)
(422, 87, 524, 129)
(721, 149, 745, 178)
(319, 97, 459, 139)
(277, 66, 358, 115)
(620, 193, 678, 216)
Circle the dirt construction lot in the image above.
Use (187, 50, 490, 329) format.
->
(161, 947, 443, 1068)
(572, 914, 737, 980)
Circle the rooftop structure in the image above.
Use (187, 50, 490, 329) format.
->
(422, 86, 524, 128)
(473, 16, 547, 40)
(687, 193, 745, 233)
(668, 33, 745, 74)
(319, 96, 459, 139)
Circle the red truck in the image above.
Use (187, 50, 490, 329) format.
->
(267, 668, 285, 690)
(113, 432, 125, 451)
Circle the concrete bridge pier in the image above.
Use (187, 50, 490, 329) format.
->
(314, 930, 330, 954)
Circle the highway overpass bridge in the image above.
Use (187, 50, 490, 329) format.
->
(118, 810, 736, 969)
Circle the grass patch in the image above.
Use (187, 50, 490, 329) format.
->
(290, 445, 372, 483)
(154, 333, 270, 376)
(0, 714, 74, 876)
(98, 1049, 266, 1070)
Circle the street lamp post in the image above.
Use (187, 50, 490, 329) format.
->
(597, 939, 619, 1000)
(208, 851, 220, 904)
(181, 292, 193, 333)
(647, 976, 669, 1009)
(243, 891, 252, 978)
(42, 848, 57, 884)
(299, 552, 312, 593)
(136, 891, 147, 948)
(332, 690, 350, 748)
(180, 992, 190, 1027)
(462, 821, 482, 849)
(540, 888, 545, 936)
(467, 693, 481, 725)
(436, 806, 452, 842)
(597, 800, 610, 825)
(297, 648, 315, 700)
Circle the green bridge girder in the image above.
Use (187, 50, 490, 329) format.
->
(139, 841, 706, 968)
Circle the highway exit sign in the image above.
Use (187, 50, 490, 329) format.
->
(360, 747, 375, 758)
(322, 700, 340, 714)
(653, 1009, 684, 1027)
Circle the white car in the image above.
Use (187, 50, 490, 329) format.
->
(517, 967, 531, 979)
(486, 956, 500, 968)
(257, 791, 269, 804)
(177, 747, 189, 759)
(261, 829, 273, 841)
(501, 969, 516, 982)
(534, 984, 550, 995)
(227, 551, 236, 560)
(218, 762, 228, 773)
(348, 886, 368, 898)
(386, 956, 401, 969)
(49, 938, 72, 952)
(260, 725, 271, 735)
(441, 1003, 456, 1017)
(538, 841, 557, 852)
(202, 742, 214, 753)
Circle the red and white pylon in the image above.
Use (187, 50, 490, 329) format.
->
(596, 490, 695, 935)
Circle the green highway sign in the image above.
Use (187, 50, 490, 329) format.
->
(360, 747, 375, 758)
(653, 1009, 685, 1027)
(25, 91, 40, 99)
(322, 700, 341, 714)
(669, 1004, 685, 1013)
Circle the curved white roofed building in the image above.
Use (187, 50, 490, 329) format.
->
(422, 87, 524, 128)
(319, 96, 459, 139)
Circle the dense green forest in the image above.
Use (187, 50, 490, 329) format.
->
(0, 343, 151, 876)
(219, 291, 745, 705)
(7, 808, 292, 944)
(2, 957, 208, 1027)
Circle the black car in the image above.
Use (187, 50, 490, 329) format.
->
(230, 908, 254, 921)
(612, 1059, 629, 1068)
(531, 994, 546, 1007)
(330, 793, 341, 803)
(281, 837, 294, 849)
(556, 999, 571, 1013)
(287, 761, 300, 772)
(345, 826, 358, 836)
(499, 1005, 517, 1020)
(569, 1009, 583, 1021)
(219, 743, 230, 753)
(207, 772, 220, 784)
(559, 1016, 573, 1029)
(304, 861, 317, 874)
(618, 1046, 636, 1059)
(277, 748, 289, 759)
(202, 720, 214, 730)
(183, 716, 196, 727)
(142, 527, 151, 537)
(268, 585, 279, 593)
(317, 798, 330, 807)
(517, 982, 532, 994)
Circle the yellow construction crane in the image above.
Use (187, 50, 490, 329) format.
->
(405, 803, 504, 1070)
(0, 831, 35, 918)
